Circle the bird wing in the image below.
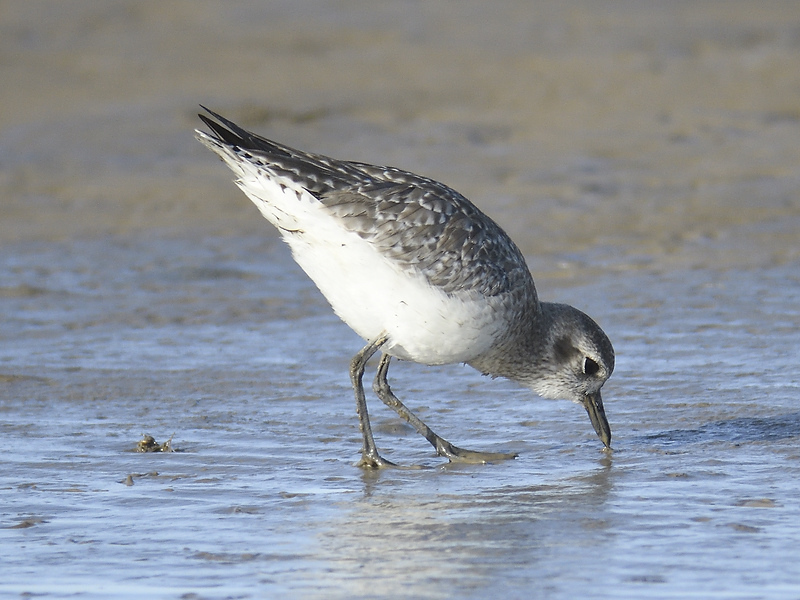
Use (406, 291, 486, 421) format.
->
(198, 107, 536, 299)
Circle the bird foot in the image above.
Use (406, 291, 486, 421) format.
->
(356, 451, 398, 469)
(437, 441, 517, 464)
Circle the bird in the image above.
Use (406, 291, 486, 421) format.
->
(195, 106, 614, 468)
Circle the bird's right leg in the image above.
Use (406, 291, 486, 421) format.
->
(373, 354, 517, 463)
(350, 333, 396, 468)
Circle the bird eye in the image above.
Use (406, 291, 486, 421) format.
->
(583, 357, 600, 376)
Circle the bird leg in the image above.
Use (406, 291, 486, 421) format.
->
(373, 354, 517, 464)
(350, 333, 397, 468)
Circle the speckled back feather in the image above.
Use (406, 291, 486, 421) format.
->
(198, 107, 537, 301)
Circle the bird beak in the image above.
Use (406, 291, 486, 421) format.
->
(582, 391, 611, 449)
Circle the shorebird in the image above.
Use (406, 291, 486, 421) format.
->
(196, 107, 614, 468)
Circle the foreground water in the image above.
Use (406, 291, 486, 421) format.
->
(2, 235, 799, 599)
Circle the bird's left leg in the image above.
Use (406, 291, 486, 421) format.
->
(350, 333, 397, 468)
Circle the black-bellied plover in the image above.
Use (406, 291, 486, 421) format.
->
(196, 107, 614, 468)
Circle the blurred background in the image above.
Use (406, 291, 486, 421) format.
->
(3, 0, 799, 267)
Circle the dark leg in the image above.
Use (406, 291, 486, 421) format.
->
(372, 354, 517, 463)
(350, 333, 396, 468)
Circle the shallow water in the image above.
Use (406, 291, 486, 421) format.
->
(3, 237, 800, 599)
(3, 1, 800, 598)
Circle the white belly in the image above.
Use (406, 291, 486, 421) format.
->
(236, 176, 505, 364)
(288, 226, 505, 364)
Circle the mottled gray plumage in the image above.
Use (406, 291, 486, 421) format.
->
(196, 107, 614, 468)
(199, 110, 534, 300)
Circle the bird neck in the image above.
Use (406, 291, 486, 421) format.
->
(468, 296, 549, 384)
